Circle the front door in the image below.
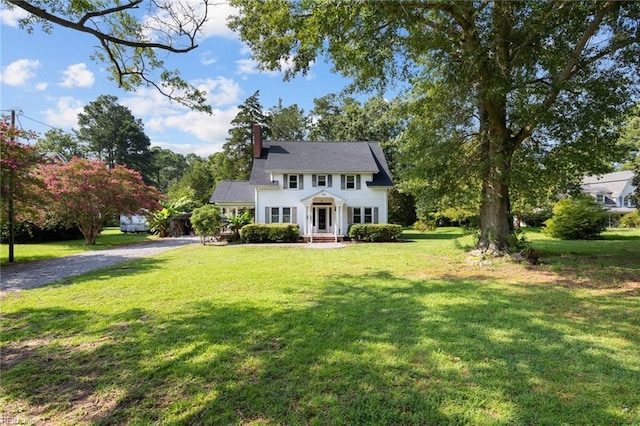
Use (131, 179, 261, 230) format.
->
(318, 208, 327, 232)
(314, 206, 332, 233)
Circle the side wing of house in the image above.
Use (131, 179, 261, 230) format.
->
(209, 180, 255, 217)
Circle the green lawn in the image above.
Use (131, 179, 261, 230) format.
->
(1, 228, 639, 425)
(0, 228, 156, 266)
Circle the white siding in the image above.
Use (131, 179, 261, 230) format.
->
(255, 173, 389, 232)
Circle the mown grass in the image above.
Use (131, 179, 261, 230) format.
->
(1, 228, 639, 425)
(0, 228, 156, 265)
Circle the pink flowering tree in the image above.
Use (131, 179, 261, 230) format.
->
(36, 158, 163, 245)
(0, 117, 42, 225)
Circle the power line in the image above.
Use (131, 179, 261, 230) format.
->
(1, 108, 76, 137)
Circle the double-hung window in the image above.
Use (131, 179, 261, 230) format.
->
(284, 174, 304, 190)
(312, 174, 332, 187)
(282, 207, 291, 223)
(349, 207, 378, 224)
(341, 174, 361, 190)
(265, 207, 297, 224)
(623, 195, 635, 207)
(271, 207, 280, 224)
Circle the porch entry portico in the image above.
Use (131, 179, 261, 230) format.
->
(301, 191, 346, 242)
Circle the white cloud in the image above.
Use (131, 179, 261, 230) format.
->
(152, 138, 226, 157)
(197, 77, 242, 105)
(121, 77, 241, 124)
(0, 5, 30, 27)
(235, 56, 311, 79)
(41, 97, 85, 128)
(160, 107, 238, 143)
(0, 59, 40, 86)
(200, 1, 239, 39)
(200, 51, 217, 65)
(59, 63, 95, 88)
(236, 58, 262, 75)
(142, 0, 238, 44)
(121, 76, 242, 155)
(35, 82, 48, 91)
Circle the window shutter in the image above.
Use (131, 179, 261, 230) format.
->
(283, 174, 288, 189)
(328, 175, 333, 187)
(292, 207, 297, 223)
(341, 175, 346, 190)
(348, 207, 353, 225)
(312, 174, 317, 187)
(356, 175, 361, 189)
(265, 207, 270, 223)
(374, 207, 379, 224)
(299, 174, 304, 190)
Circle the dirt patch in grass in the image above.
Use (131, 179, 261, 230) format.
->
(408, 254, 640, 295)
(1, 337, 123, 425)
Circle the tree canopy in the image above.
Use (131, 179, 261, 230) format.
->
(4, 0, 214, 112)
(0, 115, 41, 225)
(230, 0, 640, 251)
(212, 91, 271, 182)
(35, 157, 162, 244)
(76, 94, 153, 182)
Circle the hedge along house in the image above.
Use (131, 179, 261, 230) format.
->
(210, 124, 394, 242)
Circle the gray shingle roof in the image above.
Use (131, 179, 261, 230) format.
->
(581, 170, 634, 199)
(249, 141, 393, 187)
(265, 142, 380, 172)
(209, 180, 254, 204)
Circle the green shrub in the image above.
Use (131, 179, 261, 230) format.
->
(240, 224, 300, 243)
(620, 210, 640, 228)
(543, 195, 608, 240)
(413, 220, 436, 232)
(191, 205, 222, 241)
(348, 224, 403, 242)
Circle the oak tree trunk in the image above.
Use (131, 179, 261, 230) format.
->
(476, 98, 514, 253)
(478, 169, 512, 252)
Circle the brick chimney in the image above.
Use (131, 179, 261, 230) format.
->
(253, 123, 263, 158)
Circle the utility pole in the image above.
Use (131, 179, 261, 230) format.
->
(8, 109, 16, 262)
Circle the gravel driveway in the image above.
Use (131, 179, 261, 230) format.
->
(0, 236, 199, 293)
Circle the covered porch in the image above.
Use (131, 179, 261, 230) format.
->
(300, 191, 346, 243)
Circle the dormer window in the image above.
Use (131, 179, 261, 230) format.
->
(596, 193, 605, 203)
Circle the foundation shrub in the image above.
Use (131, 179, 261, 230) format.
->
(348, 224, 403, 242)
(241, 224, 300, 243)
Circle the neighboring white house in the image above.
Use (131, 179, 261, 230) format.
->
(210, 125, 394, 242)
(581, 170, 637, 223)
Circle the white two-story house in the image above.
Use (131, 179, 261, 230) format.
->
(210, 125, 394, 241)
(581, 170, 637, 224)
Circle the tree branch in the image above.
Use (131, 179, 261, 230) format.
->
(512, 1, 621, 147)
(7, 0, 198, 53)
(77, 0, 143, 26)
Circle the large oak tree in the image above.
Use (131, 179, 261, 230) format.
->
(229, 0, 640, 251)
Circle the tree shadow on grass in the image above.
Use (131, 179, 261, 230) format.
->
(1, 270, 639, 424)
(403, 231, 465, 240)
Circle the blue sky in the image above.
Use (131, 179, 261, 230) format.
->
(0, 2, 355, 156)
